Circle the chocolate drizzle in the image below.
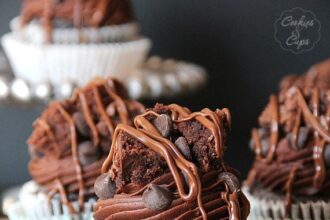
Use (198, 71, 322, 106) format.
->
(20, 0, 133, 42)
(97, 104, 249, 220)
(247, 61, 330, 217)
(28, 77, 145, 214)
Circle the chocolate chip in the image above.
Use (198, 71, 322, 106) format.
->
(286, 127, 310, 150)
(181, 171, 190, 188)
(295, 127, 310, 150)
(78, 141, 100, 166)
(142, 184, 173, 211)
(180, 170, 199, 194)
(96, 121, 109, 137)
(258, 128, 270, 139)
(249, 128, 270, 155)
(260, 139, 270, 157)
(94, 173, 116, 200)
(73, 112, 90, 137)
(175, 137, 192, 160)
(249, 137, 269, 157)
(218, 172, 240, 193)
(324, 144, 330, 168)
(153, 114, 172, 138)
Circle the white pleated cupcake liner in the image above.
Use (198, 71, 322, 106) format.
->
(8, 181, 95, 220)
(2, 33, 151, 86)
(10, 17, 139, 44)
(243, 187, 330, 220)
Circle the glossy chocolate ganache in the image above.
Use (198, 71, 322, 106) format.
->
(20, 0, 133, 41)
(246, 59, 330, 215)
(27, 77, 145, 213)
(94, 104, 250, 220)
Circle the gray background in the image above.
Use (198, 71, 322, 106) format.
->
(0, 0, 330, 193)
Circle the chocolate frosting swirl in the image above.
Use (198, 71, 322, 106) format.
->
(95, 104, 250, 220)
(27, 77, 145, 213)
(94, 171, 249, 220)
(246, 59, 330, 215)
(20, 0, 134, 42)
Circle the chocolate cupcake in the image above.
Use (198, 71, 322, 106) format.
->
(94, 103, 250, 219)
(245, 60, 330, 220)
(19, 0, 135, 43)
(2, 0, 151, 86)
(8, 77, 145, 220)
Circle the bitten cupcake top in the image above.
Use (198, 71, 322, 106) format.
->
(27, 77, 145, 213)
(94, 103, 250, 220)
(246, 59, 330, 212)
(20, 0, 133, 40)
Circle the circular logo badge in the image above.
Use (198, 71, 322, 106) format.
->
(274, 7, 321, 54)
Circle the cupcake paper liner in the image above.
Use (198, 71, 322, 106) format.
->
(2, 33, 151, 86)
(243, 187, 330, 220)
(1, 185, 21, 216)
(10, 17, 139, 44)
(8, 181, 94, 220)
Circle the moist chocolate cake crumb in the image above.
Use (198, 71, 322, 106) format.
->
(155, 103, 221, 171)
(110, 131, 168, 190)
(109, 103, 228, 190)
(175, 120, 219, 171)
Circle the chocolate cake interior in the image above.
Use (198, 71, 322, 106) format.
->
(109, 104, 228, 190)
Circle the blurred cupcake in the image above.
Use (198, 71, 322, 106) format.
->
(8, 77, 145, 220)
(2, 0, 151, 86)
(244, 59, 330, 220)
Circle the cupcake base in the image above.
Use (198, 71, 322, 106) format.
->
(243, 187, 330, 220)
(1, 33, 151, 86)
(7, 181, 95, 220)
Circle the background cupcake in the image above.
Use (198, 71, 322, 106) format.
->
(245, 60, 330, 220)
(2, 0, 151, 87)
(94, 103, 250, 219)
(8, 77, 145, 220)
